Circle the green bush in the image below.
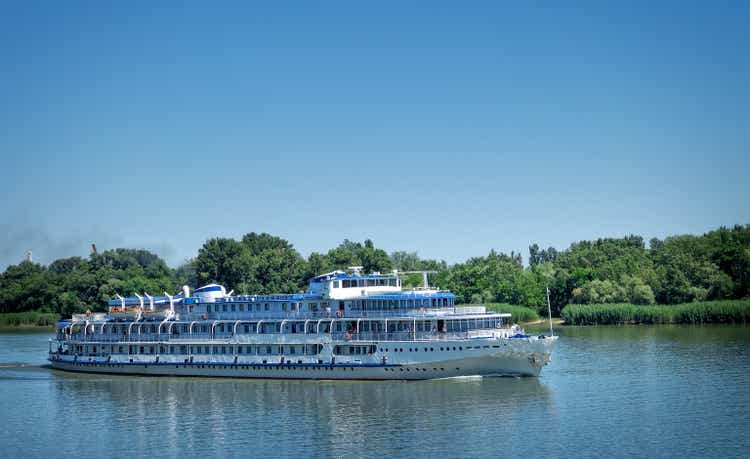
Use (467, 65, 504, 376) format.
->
(561, 300, 750, 325)
(481, 303, 540, 323)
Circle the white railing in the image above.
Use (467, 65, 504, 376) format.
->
(71, 313, 107, 321)
(54, 328, 509, 344)
(175, 306, 491, 321)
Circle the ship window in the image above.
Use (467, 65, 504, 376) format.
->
(264, 304, 269, 311)
(223, 305, 227, 312)
(215, 305, 220, 312)
(239, 304, 244, 312)
(282, 303, 287, 311)
(333, 281, 339, 288)
(231, 304, 236, 312)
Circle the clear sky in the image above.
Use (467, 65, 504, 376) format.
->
(1, 1, 748, 269)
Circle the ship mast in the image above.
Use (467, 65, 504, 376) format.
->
(546, 286, 554, 337)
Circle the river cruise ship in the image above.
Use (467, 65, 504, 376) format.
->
(49, 269, 557, 380)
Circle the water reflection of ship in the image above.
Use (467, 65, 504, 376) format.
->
(51, 374, 555, 455)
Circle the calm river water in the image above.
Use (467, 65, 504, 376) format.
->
(1, 326, 748, 458)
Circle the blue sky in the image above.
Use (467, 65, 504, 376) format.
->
(1, 1, 748, 269)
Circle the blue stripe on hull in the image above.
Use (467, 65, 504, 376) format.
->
(49, 359, 398, 369)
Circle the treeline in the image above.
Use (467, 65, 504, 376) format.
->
(0, 225, 748, 318)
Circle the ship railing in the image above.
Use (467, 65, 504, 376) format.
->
(58, 332, 291, 343)
(178, 312, 336, 321)
(58, 329, 501, 344)
(71, 313, 108, 321)
(344, 307, 487, 317)
(60, 335, 163, 343)
(330, 331, 475, 342)
(175, 306, 488, 321)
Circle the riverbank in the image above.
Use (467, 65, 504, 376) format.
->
(561, 300, 750, 325)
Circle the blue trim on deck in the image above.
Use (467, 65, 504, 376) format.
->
(194, 285, 224, 293)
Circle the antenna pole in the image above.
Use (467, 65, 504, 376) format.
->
(546, 286, 554, 337)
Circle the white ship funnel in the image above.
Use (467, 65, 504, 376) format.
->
(193, 284, 226, 302)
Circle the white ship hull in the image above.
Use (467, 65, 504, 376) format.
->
(48, 336, 557, 380)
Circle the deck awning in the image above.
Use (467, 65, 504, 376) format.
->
(55, 321, 72, 327)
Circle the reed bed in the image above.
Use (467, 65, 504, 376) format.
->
(0, 311, 59, 327)
(562, 300, 750, 325)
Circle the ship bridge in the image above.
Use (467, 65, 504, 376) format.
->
(307, 270, 402, 299)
